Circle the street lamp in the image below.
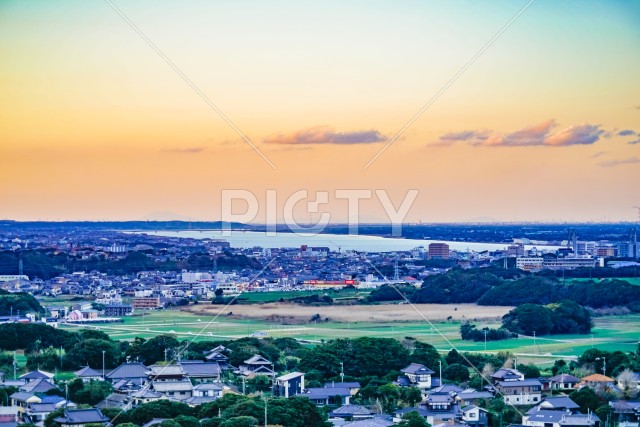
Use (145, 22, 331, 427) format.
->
(595, 357, 606, 376)
(438, 360, 442, 385)
(102, 350, 106, 380)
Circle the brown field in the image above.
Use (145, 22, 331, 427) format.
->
(183, 303, 513, 324)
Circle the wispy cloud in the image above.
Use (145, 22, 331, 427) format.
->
(435, 120, 605, 147)
(618, 129, 636, 136)
(590, 151, 607, 158)
(597, 156, 640, 167)
(161, 147, 205, 153)
(263, 127, 386, 145)
(629, 138, 640, 145)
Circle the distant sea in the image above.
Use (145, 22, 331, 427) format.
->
(127, 230, 561, 253)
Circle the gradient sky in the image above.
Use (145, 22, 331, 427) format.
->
(1, 0, 639, 223)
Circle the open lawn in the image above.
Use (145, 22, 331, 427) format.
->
(57, 304, 640, 367)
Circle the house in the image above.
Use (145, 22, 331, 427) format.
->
(494, 379, 542, 406)
(395, 393, 461, 426)
(303, 387, 352, 406)
(0, 407, 18, 427)
(330, 404, 375, 421)
(130, 389, 164, 406)
(146, 365, 187, 381)
(185, 383, 224, 405)
(340, 418, 394, 427)
(151, 379, 193, 401)
(618, 372, 640, 391)
(95, 393, 131, 410)
(456, 389, 494, 406)
(460, 405, 490, 427)
(523, 410, 600, 427)
(74, 367, 104, 382)
(608, 400, 640, 424)
(324, 382, 361, 397)
(579, 374, 615, 390)
(53, 408, 110, 427)
(530, 397, 580, 413)
(9, 392, 41, 417)
(19, 370, 54, 381)
(26, 399, 73, 427)
(548, 374, 581, 391)
(399, 363, 436, 390)
(273, 372, 305, 398)
(179, 361, 221, 383)
(491, 368, 525, 384)
(106, 362, 149, 387)
(103, 304, 133, 317)
(238, 354, 275, 377)
(204, 349, 230, 370)
(20, 378, 60, 394)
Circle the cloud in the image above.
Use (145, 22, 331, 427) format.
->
(439, 130, 489, 142)
(629, 138, 640, 145)
(597, 156, 640, 167)
(436, 120, 605, 147)
(263, 127, 386, 145)
(618, 129, 636, 136)
(162, 147, 205, 153)
(590, 151, 607, 158)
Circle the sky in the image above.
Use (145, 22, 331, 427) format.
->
(1, 0, 639, 223)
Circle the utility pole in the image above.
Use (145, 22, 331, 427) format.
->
(340, 362, 344, 384)
(483, 330, 488, 351)
(102, 350, 106, 380)
(13, 351, 17, 380)
(438, 360, 442, 386)
(263, 393, 268, 427)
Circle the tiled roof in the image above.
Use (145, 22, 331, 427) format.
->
(497, 379, 542, 387)
(304, 387, 351, 399)
(74, 366, 103, 378)
(21, 378, 59, 393)
(54, 408, 109, 424)
(152, 380, 193, 392)
(277, 372, 304, 381)
(19, 370, 54, 380)
(179, 362, 220, 377)
(548, 373, 581, 383)
(331, 404, 373, 416)
(401, 363, 435, 375)
(324, 382, 361, 389)
(107, 362, 148, 380)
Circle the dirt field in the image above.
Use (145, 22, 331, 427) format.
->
(183, 302, 513, 323)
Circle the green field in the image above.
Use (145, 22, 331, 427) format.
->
(234, 288, 370, 304)
(58, 308, 640, 367)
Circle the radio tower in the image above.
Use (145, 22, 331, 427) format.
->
(393, 258, 400, 281)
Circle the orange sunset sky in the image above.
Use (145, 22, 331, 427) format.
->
(1, 0, 639, 223)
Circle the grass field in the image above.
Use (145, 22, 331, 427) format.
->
(57, 305, 640, 367)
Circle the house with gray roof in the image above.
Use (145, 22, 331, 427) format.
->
(549, 374, 581, 391)
(400, 363, 436, 390)
(73, 366, 104, 382)
(53, 408, 110, 427)
(303, 387, 352, 406)
(106, 362, 148, 384)
(179, 361, 221, 383)
(330, 404, 375, 421)
(495, 379, 543, 406)
(20, 378, 59, 394)
(523, 410, 600, 427)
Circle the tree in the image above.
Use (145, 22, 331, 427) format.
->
(502, 304, 554, 335)
(65, 338, 120, 370)
(399, 387, 423, 407)
(443, 364, 470, 383)
(69, 379, 113, 406)
(618, 369, 639, 398)
(174, 415, 200, 427)
(518, 364, 541, 379)
(137, 335, 180, 365)
(220, 416, 258, 427)
(412, 342, 441, 370)
(397, 411, 430, 427)
(570, 387, 602, 413)
(247, 375, 271, 393)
